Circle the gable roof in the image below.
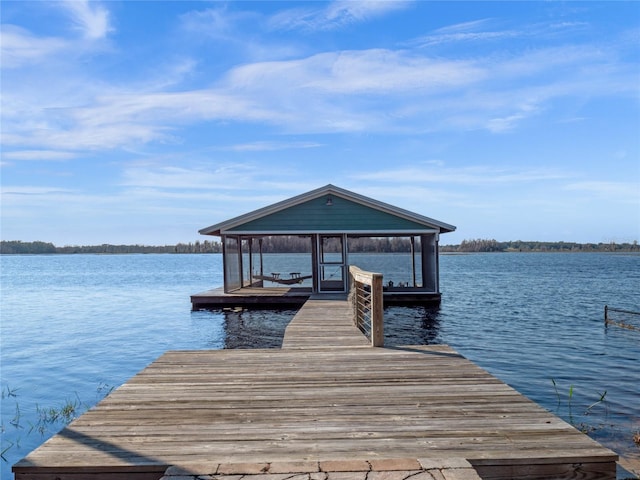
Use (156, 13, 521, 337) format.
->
(199, 184, 456, 236)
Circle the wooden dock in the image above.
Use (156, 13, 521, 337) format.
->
(191, 286, 313, 309)
(14, 298, 618, 480)
(190, 287, 442, 310)
(282, 295, 370, 349)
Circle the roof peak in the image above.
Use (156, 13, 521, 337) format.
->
(199, 184, 455, 236)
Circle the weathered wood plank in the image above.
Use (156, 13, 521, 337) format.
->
(14, 344, 617, 480)
(281, 298, 369, 348)
(14, 299, 618, 480)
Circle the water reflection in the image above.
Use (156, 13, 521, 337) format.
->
(384, 305, 442, 345)
(218, 305, 444, 349)
(221, 308, 297, 349)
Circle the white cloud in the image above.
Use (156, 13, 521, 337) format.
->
(412, 18, 591, 49)
(269, 0, 410, 31)
(1, 150, 78, 161)
(60, 0, 112, 40)
(224, 49, 484, 95)
(2, 20, 637, 153)
(4, 121, 170, 151)
(0, 186, 80, 218)
(180, 6, 258, 40)
(0, 25, 68, 68)
(486, 102, 541, 133)
(564, 181, 640, 203)
(120, 165, 253, 190)
(179, 6, 305, 63)
(0, 4, 113, 71)
(114, 163, 327, 220)
(323, 0, 410, 25)
(355, 165, 568, 186)
(2, 88, 288, 151)
(433, 19, 496, 34)
(145, 59, 200, 91)
(412, 23, 520, 48)
(227, 141, 323, 152)
(1, 186, 75, 196)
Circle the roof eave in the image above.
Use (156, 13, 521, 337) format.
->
(315, 185, 456, 233)
(198, 185, 338, 236)
(198, 184, 456, 236)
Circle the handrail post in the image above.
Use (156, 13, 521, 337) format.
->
(371, 273, 384, 347)
(348, 267, 358, 329)
(349, 265, 384, 347)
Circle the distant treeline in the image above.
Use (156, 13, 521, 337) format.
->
(0, 240, 222, 254)
(440, 238, 640, 253)
(1, 238, 638, 255)
(259, 236, 415, 253)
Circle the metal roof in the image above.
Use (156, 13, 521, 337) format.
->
(199, 184, 456, 236)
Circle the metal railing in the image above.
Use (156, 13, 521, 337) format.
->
(605, 305, 640, 331)
(348, 265, 384, 347)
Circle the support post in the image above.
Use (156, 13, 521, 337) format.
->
(349, 265, 384, 347)
(371, 272, 384, 347)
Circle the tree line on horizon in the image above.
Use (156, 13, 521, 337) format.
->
(1, 238, 638, 255)
(440, 238, 639, 253)
(0, 240, 221, 255)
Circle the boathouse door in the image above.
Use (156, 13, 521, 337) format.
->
(317, 235, 347, 292)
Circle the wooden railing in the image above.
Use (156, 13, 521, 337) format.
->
(348, 265, 384, 347)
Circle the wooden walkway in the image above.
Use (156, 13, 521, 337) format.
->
(14, 298, 618, 480)
(282, 296, 370, 349)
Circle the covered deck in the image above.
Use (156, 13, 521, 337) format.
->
(195, 185, 456, 307)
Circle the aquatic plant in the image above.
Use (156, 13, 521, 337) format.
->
(584, 390, 608, 416)
(1, 385, 19, 399)
(550, 379, 610, 434)
(96, 381, 115, 398)
(551, 378, 561, 406)
(0, 386, 21, 462)
(30, 395, 81, 436)
(551, 379, 576, 421)
(10, 403, 21, 429)
(1, 442, 14, 462)
(0, 382, 114, 463)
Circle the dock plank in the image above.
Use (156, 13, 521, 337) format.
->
(14, 346, 617, 479)
(14, 298, 618, 480)
(282, 297, 370, 348)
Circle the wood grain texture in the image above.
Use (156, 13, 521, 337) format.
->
(14, 299, 618, 480)
(282, 298, 369, 349)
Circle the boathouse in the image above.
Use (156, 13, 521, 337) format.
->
(194, 184, 455, 308)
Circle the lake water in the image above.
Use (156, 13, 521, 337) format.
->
(1, 252, 638, 479)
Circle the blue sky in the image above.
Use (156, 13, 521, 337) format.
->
(1, 1, 638, 246)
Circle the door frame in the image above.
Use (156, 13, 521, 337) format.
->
(316, 234, 347, 293)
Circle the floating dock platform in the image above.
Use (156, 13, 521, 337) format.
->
(190, 287, 442, 310)
(191, 286, 313, 309)
(14, 299, 618, 480)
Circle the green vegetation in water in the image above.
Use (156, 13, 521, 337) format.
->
(31, 396, 81, 436)
(1, 383, 114, 462)
(550, 379, 610, 435)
